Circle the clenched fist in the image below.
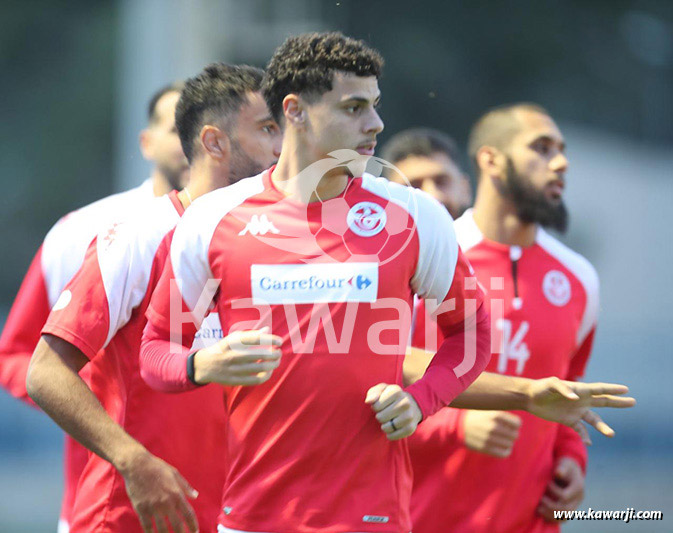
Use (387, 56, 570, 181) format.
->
(463, 410, 522, 458)
(193, 328, 282, 386)
(365, 384, 423, 440)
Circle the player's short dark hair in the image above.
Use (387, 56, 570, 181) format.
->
(262, 31, 384, 123)
(175, 63, 264, 163)
(467, 102, 550, 171)
(381, 128, 461, 166)
(147, 81, 185, 124)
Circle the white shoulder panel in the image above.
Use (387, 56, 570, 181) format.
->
(97, 194, 180, 347)
(171, 174, 265, 312)
(361, 174, 458, 302)
(41, 180, 154, 307)
(536, 228, 600, 346)
(453, 209, 483, 252)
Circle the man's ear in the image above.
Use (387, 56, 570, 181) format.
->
(200, 125, 231, 162)
(283, 94, 305, 127)
(477, 146, 505, 179)
(139, 129, 153, 160)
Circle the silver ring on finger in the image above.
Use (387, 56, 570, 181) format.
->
(389, 418, 397, 432)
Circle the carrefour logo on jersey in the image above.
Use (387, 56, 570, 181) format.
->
(251, 263, 378, 303)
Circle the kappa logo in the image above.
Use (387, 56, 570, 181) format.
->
(347, 201, 386, 237)
(238, 214, 280, 236)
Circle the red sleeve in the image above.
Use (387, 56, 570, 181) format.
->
(0, 247, 50, 406)
(553, 328, 596, 472)
(41, 238, 111, 360)
(140, 257, 201, 393)
(406, 250, 491, 419)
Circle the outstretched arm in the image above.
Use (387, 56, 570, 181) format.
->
(404, 346, 634, 438)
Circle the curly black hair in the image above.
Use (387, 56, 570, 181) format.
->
(262, 32, 384, 123)
(175, 63, 264, 163)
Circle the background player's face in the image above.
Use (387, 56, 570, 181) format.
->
(141, 91, 190, 190)
(226, 91, 283, 184)
(302, 72, 384, 160)
(501, 111, 569, 231)
(393, 152, 472, 219)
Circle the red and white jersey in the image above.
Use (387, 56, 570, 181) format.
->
(42, 191, 227, 533)
(142, 168, 489, 533)
(0, 179, 153, 529)
(0, 179, 153, 402)
(408, 209, 599, 533)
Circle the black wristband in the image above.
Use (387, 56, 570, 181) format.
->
(186, 351, 203, 386)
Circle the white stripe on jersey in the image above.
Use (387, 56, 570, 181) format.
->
(96, 194, 180, 347)
(360, 174, 459, 304)
(453, 208, 483, 252)
(536, 228, 599, 346)
(171, 174, 265, 312)
(41, 179, 153, 307)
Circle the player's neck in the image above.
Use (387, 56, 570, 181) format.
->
(271, 135, 349, 203)
(150, 169, 173, 197)
(472, 185, 537, 247)
(179, 159, 229, 208)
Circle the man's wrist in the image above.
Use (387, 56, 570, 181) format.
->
(519, 378, 536, 412)
(191, 350, 209, 385)
(187, 351, 204, 385)
(111, 441, 149, 477)
(405, 391, 424, 424)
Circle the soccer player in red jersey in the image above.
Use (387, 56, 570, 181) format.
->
(381, 128, 472, 219)
(407, 103, 605, 532)
(139, 32, 493, 533)
(26, 64, 283, 533)
(0, 81, 186, 533)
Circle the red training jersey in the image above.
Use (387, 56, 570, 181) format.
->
(41, 191, 227, 533)
(141, 168, 490, 533)
(0, 179, 153, 530)
(408, 209, 599, 533)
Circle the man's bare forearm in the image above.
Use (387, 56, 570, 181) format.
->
(26, 334, 147, 474)
(404, 346, 530, 410)
(449, 372, 530, 410)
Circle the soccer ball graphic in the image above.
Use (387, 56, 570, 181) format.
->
(314, 151, 418, 265)
(236, 149, 419, 265)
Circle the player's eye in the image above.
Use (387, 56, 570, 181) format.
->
(532, 141, 551, 155)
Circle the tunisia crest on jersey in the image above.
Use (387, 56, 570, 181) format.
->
(347, 201, 387, 237)
(542, 269, 572, 306)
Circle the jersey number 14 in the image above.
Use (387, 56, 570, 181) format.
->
(496, 319, 530, 375)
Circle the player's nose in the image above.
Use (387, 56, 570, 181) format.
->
(550, 151, 568, 174)
(271, 131, 283, 159)
(364, 109, 384, 136)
